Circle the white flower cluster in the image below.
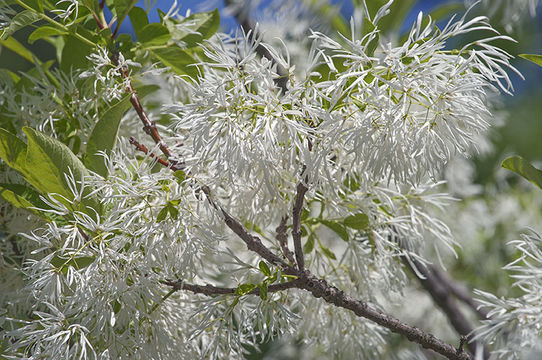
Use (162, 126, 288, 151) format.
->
(474, 230, 542, 359)
(80, 46, 141, 103)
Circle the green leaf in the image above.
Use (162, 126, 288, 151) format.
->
(85, 96, 131, 176)
(173, 170, 186, 183)
(258, 283, 268, 300)
(0, 183, 44, 210)
(50, 254, 95, 275)
(303, 233, 315, 253)
(156, 206, 169, 222)
(319, 243, 337, 260)
(80, 0, 99, 15)
(0, 183, 64, 221)
(320, 220, 349, 242)
(0, 37, 35, 63)
(150, 46, 198, 78)
(519, 54, 542, 67)
(28, 26, 67, 44)
(167, 204, 179, 219)
(344, 213, 369, 230)
(502, 156, 542, 189)
(258, 261, 271, 277)
(113, 0, 137, 32)
(0, 10, 41, 41)
(84, 84, 158, 177)
(236, 283, 256, 295)
(0, 128, 28, 174)
(128, 6, 149, 40)
(138, 23, 171, 47)
(22, 127, 99, 213)
(167, 9, 220, 47)
(60, 34, 94, 73)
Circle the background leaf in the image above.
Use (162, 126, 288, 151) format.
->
(502, 156, 542, 189)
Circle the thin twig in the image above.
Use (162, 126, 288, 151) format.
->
(292, 182, 308, 269)
(129, 137, 182, 171)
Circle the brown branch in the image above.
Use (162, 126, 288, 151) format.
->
(292, 182, 308, 269)
(276, 216, 296, 265)
(405, 259, 488, 359)
(429, 264, 489, 320)
(129, 137, 182, 171)
(219, 205, 294, 272)
(297, 271, 471, 360)
(224, 0, 289, 93)
(163, 279, 302, 296)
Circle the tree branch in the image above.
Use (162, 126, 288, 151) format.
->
(163, 279, 302, 296)
(276, 216, 296, 265)
(428, 264, 489, 320)
(292, 182, 308, 269)
(405, 259, 488, 359)
(297, 271, 471, 360)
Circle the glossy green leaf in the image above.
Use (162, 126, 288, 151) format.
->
(0, 183, 42, 210)
(150, 46, 198, 78)
(128, 6, 149, 39)
(85, 84, 158, 177)
(344, 213, 369, 230)
(520, 54, 542, 67)
(0, 183, 60, 220)
(0, 37, 35, 63)
(320, 220, 349, 242)
(28, 26, 67, 44)
(138, 23, 171, 47)
(0, 128, 28, 174)
(502, 156, 542, 189)
(22, 127, 99, 213)
(60, 34, 94, 73)
(259, 261, 271, 277)
(81, 0, 99, 15)
(85, 95, 132, 177)
(168, 9, 220, 47)
(156, 206, 169, 222)
(113, 0, 137, 32)
(0, 10, 41, 41)
(173, 170, 186, 183)
(168, 204, 179, 219)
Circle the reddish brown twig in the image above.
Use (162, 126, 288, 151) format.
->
(129, 137, 181, 171)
